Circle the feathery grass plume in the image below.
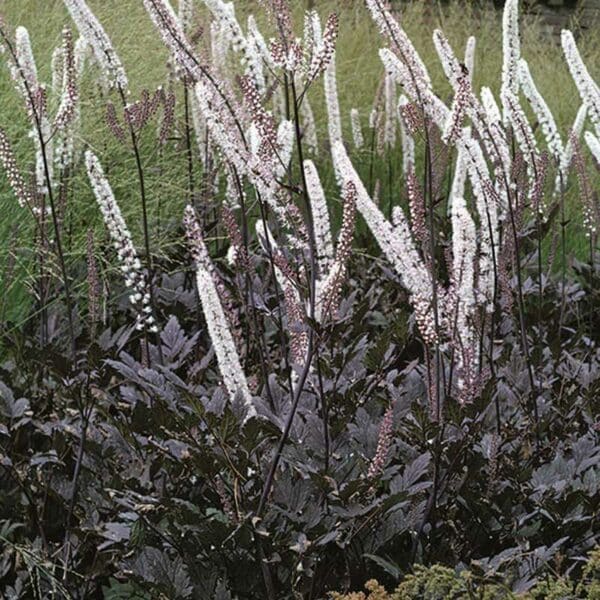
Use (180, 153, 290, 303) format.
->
(183, 205, 255, 417)
(557, 104, 587, 192)
(501, 0, 520, 122)
(84, 150, 157, 332)
(63, 0, 128, 90)
(518, 60, 562, 163)
(332, 140, 436, 343)
(350, 108, 364, 150)
(464, 35, 476, 83)
(562, 30, 600, 137)
(304, 160, 333, 275)
(0, 128, 34, 210)
(203, 0, 265, 93)
(585, 131, 600, 166)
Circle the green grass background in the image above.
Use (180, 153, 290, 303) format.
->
(0, 0, 598, 326)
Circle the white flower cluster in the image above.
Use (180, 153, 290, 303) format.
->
(449, 146, 478, 398)
(464, 36, 476, 82)
(557, 105, 587, 193)
(53, 29, 79, 132)
(324, 51, 343, 152)
(144, 0, 205, 84)
(383, 74, 397, 148)
(85, 150, 157, 333)
(193, 79, 287, 227)
(63, 0, 128, 90)
(365, 0, 431, 92)
(458, 135, 500, 310)
(501, 90, 540, 196)
(0, 128, 33, 209)
(585, 131, 600, 165)
(11, 27, 54, 196)
(304, 160, 334, 276)
(14, 27, 38, 95)
(518, 60, 562, 163)
(202, 0, 265, 93)
(184, 205, 255, 418)
(397, 95, 415, 174)
(350, 109, 364, 150)
(304, 12, 338, 84)
(500, 0, 520, 120)
(332, 140, 436, 340)
(178, 0, 194, 33)
(562, 30, 600, 137)
(54, 30, 84, 171)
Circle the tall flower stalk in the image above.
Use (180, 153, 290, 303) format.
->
(85, 151, 157, 335)
(183, 205, 255, 418)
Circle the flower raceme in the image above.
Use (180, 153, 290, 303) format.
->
(84, 150, 157, 333)
(63, 0, 128, 90)
(183, 205, 256, 418)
